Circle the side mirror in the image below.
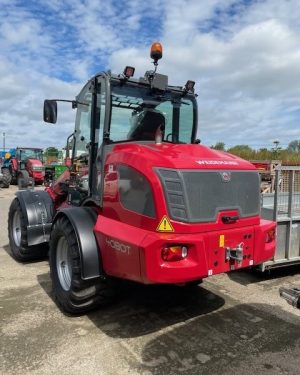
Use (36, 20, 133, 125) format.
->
(44, 100, 57, 123)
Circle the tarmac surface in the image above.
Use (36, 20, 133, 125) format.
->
(1, 186, 300, 375)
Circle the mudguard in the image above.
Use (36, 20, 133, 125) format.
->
(53, 207, 102, 280)
(16, 190, 54, 246)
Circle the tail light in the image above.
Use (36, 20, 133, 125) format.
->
(265, 228, 276, 243)
(161, 245, 188, 262)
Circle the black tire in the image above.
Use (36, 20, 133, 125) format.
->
(17, 170, 30, 188)
(0, 168, 11, 188)
(185, 279, 203, 288)
(49, 216, 116, 314)
(10, 168, 17, 185)
(8, 198, 48, 261)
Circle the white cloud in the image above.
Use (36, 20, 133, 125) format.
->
(109, 16, 300, 148)
(0, 0, 300, 150)
(0, 58, 80, 148)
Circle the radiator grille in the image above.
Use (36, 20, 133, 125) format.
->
(157, 169, 260, 223)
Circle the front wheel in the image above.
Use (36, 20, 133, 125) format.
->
(0, 168, 11, 188)
(49, 216, 116, 314)
(17, 170, 30, 188)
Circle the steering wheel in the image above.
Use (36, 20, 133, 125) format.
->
(166, 133, 177, 142)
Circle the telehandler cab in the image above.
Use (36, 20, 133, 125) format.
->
(8, 43, 276, 313)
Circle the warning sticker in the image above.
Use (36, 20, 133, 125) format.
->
(219, 235, 225, 247)
(157, 216, 174, 232)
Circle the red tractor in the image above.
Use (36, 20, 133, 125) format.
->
(9, 147, 45, 186)
(8, 43, 276, 314)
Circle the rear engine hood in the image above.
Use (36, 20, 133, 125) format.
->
(111, 143, 256, 171)
(107, 143, 260, 226)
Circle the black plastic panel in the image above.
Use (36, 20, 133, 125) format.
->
(16, 190, 55, 246)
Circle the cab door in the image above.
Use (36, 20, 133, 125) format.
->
(73, 83, 93, 159)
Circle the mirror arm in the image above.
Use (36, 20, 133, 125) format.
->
(48, 99, 88, 108)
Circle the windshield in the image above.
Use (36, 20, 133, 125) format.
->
(19, 149, 43, 161)
(107, 83, 196, 144)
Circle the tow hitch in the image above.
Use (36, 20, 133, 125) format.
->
(225, 243, 243, 263)
(279, 287, 300, 309)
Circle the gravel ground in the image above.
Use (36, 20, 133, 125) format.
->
(1, 186, 300, 375)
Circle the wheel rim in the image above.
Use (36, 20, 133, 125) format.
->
(12, 210, 21, 247)
(56, 237, 72, 291)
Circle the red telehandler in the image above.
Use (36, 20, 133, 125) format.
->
(8, 43, 276, 314)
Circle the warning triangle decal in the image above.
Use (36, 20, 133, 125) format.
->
(156, 215, 174, 232)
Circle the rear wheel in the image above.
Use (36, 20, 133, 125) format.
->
(0, 168, 11, 188)
(49, 216, 115, 314)
(185, 279, 203, 288)
(10, 168, 17, 185)
(17, 170, 30, 188)
(8, 198, 48, 261)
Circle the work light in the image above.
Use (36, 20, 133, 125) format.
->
(123, 66, 135, 78)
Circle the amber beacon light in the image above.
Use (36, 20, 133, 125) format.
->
(150, 42, 163, 64)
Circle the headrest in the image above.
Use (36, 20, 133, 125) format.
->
(127, 110, 165, 140)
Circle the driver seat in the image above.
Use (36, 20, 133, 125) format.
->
(127, 110, 165, 141)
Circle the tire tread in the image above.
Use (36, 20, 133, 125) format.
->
(49, 216, 115, 314)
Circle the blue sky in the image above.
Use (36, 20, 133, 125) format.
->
(0, 0, 300, 150)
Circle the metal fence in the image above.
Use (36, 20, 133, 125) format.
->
(260, 166, 300, 271)
(274, 166, 300, 217)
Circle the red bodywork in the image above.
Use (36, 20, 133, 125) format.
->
(251, 161, 270, 172)
(26, 158, 44, 183)
(50, 143, 276, 284)
(11, 158, 18, 172)
(11, 157, 45, 184)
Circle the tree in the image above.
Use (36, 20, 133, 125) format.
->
(227, 145, 255, 159)
(271, 140, 281, 159)
(256, 148, 271, 160)
(211, 142, 225, 151)
(45, 146, 59, 155)
(287, 140, 300, 153)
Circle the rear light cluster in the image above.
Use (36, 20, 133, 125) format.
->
(265, 228, 276, 243)
(161, 245, 188, 262)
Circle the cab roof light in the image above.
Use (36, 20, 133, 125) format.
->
(185, 80, 195, 93)
(123, 66, 135, 78)
(150, 42, 163, 65)
(144, 42, 164, 86)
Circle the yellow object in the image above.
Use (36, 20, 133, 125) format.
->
(157, 215, 174, 232)
(4, 152, 11, 159)
(219, 235, 225, 247)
